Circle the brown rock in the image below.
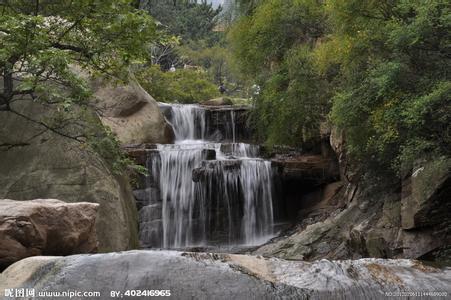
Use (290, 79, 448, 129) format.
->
(93, 78, 174, 145)
(271, 155, 340, 184)
(0, 199, 98, 269)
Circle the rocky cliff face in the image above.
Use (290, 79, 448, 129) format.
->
(0, 77, 164, 252)
(255, 128, 451, 264)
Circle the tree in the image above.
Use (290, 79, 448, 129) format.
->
(138, 0, 222, 71)
(227, 0, 329, 146)
(0, 0, 158, 170)
(326, 0, 450, 173)
(136, 65, 220, 104)
(227, 0, 450, 176)
(140, 0, 221, 42)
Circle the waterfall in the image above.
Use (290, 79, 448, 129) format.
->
(231, 110, 236, 143)
(141, 103, 275, 249)
(218, 143, 259, 158)
(168, 104, 206, 140)
(240, 160, 274, 244)
(156, 144, 206, 248)
(193, 158, 274, 245)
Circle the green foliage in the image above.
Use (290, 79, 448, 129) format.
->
(228, 0, 325, 77)
(227, 0, 329, 146)
(254, 45, 330, 146)
(140, 0, 222, 70)
(228, 0, 450, 175)
(327, 0, 450, 172)
(86, 125, 145, 175)
(137, 65, 220, 103)
(0, 0, 159, 173)
(177, 41, 246, 95)
(138, 0, 241, 98)
(141, 0, 222, 42)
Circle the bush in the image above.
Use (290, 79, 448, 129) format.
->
(136, 65, 220, 104)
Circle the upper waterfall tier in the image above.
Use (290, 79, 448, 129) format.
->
(165, 104, 207, 140)
(159, 103, 251, 142)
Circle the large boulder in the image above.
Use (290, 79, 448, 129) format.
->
(0, 199, 98, 270)
(401, 158, 451, 230)
(1, 251, 450, 299)
(0, 86, 139, 252)
(93, 79, 174, 145)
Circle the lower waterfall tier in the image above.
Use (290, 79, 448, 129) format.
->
(138, 141, 275, 249)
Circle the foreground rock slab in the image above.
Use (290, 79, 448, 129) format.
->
(1, 250, 450, 299)
(0, 199, 98, 270)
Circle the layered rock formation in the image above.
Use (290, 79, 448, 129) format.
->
(1, 251, 450, 299)
(158, 103, 252, 142)
(0, 199, 98, 270)
(255, 128, 451, 264)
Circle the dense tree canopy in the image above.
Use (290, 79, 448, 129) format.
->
(227, 0, 450, 174)
(327, 0, 450, 172)
(141, 0, 221, 42)
(227, 0, 330, 145)
(1, 0, 157, 110)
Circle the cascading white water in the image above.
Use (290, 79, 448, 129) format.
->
(231, 110, 236, 143)
(194, 158, 274, 245)
(156, 144, 206, 248)
(169, 104, 206, 140)
(240, 160, 274, 244)
(218, 143, 259, 158)
(143, 103, 275, 248)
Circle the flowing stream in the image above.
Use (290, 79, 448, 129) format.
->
(140, 104, 275, 249)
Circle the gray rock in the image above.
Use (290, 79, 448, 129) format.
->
(139, 220, 163, 248)
(1, 251, 450, 300)
(0, 80, 139, 252)
(139, 204, 162, 221)
(201, 97, 234, 106)
(133, 188, 160, 209)
(401, 158, 451, 229)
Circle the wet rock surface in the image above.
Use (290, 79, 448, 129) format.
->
(159, 103, 252, 142)
(0, 199, 98, 270)
(272, 154, 340, 185)
(258, 154, 451, 264)
(1, 251, 450, 300)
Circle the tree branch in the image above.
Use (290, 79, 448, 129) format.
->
(51, 42, 92, 58)
(8, 108, 87, 143)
